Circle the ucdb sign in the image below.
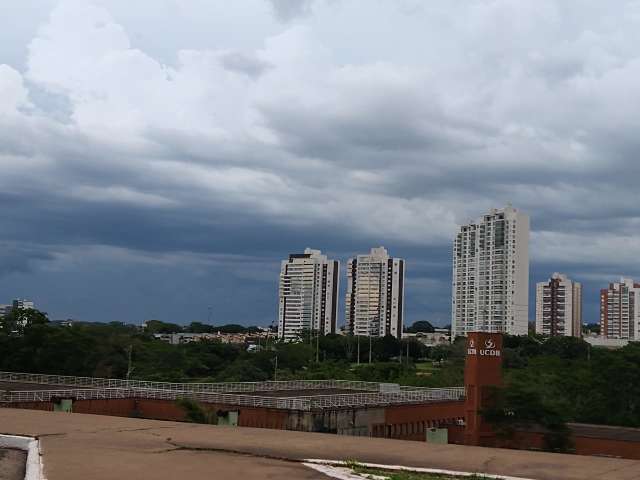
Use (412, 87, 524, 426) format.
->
(464, 332, 504, 447)
(467, 338, 501, 357)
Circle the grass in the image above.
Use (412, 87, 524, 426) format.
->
(414, 362, 441, 377)
(349, 463, 491, 480)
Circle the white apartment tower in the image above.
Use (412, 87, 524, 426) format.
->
(345, 247, 405, 339)
(600, 278, 640, 340)
(452, 206, 530, 338)
(536, 273, 582, 337)
(278, 249, 339, 341)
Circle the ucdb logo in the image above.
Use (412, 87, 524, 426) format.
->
(467, 336, 501, 357)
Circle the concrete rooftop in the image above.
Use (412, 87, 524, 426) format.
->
(1, 409, 640, 480)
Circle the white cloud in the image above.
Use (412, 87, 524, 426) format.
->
(0, 65, 31, 114)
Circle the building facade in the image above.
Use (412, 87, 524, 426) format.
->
(535, 273, 582, 337)
(0, 300, 35, 319)
(600, 278, 640, 340)
(278, 249, 339, 341)
(12, 299, 34, 310)
(345, 247, 405, 339)
(451, 206, 529, 338)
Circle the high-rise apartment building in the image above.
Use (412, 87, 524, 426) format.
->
(277, 249, 339, 341)
(12, 299, 34, 310)
(452, 206, 529, 338)
(600, 278, 640, 340)
(345, 247, 405, 339)
(0, 300, 35, 319)
(535, 273, 582, 337)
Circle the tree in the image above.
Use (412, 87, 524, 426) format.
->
(186, 322, 214, 333)
(176, 398, 216, 424)
(143, 320, 183, 334)
(583, 323, 600, 335)
(0, 308, 49, 335)
(482, 381, 572, 452)
(407, 321, 435, 333)
(372, 335, 401, 362)
(541, 336, 589, 360)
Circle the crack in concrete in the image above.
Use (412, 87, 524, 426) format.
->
(481, 455, 498, 473)
(34, 433, 67, 439)
(164, 440, 303, 465)
(115, 426, 179, 433)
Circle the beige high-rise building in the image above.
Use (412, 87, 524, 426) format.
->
(600, 278, 640, 340)
(535, 273, 582, 337)
(278, 249, 339, 342)
(452, 206, 530, 338)
(345, 247, 405, 339)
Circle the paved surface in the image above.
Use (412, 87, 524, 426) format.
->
(0, 449, 26, 480)
(2, 409, 640, 480)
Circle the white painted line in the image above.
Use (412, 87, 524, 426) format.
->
(303, 463, 373, 480)
(303, 459, 537, 480)
(0, 435, 46, 480)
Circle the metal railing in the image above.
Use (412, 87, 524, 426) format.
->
(0, 371, 465, 410)
(1, 386, 465, 410)
(0, 371, 394, 393)
(1, 388, 133, 403)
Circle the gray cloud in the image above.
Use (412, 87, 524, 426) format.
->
(268, 0, 317, 21)
(1, 0, 640, 325)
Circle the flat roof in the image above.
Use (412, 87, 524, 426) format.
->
(2, 409, 640, 480)
(0, 372, 465, 410)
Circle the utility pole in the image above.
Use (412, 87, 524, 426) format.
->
(274, 356, 278, 381)
(316, 327, 320, 363)
(126, 345, 134, 380)
(368, 335, 372, 364)
(357, 335, 361, 365)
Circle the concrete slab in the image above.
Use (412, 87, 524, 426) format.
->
(1, 408, 639, 480)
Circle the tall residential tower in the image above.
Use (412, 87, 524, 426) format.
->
(452, 206, 529, 338)
(345, 247, 405, 339)
(536, 273, 582, 337)
(278, 249, 339, 341)
(600, 278, 640, 340)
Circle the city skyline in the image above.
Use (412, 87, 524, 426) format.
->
(4, 233, 634, 331)
(2, 1, 640, 326)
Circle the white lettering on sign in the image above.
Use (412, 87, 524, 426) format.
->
(467, 338, 501, 357)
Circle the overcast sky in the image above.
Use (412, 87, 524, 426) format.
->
(2, 0, 640, 326)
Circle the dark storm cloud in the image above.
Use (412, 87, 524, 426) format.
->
(0, 242, 54, 277)
(2, 0, 640, 325)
